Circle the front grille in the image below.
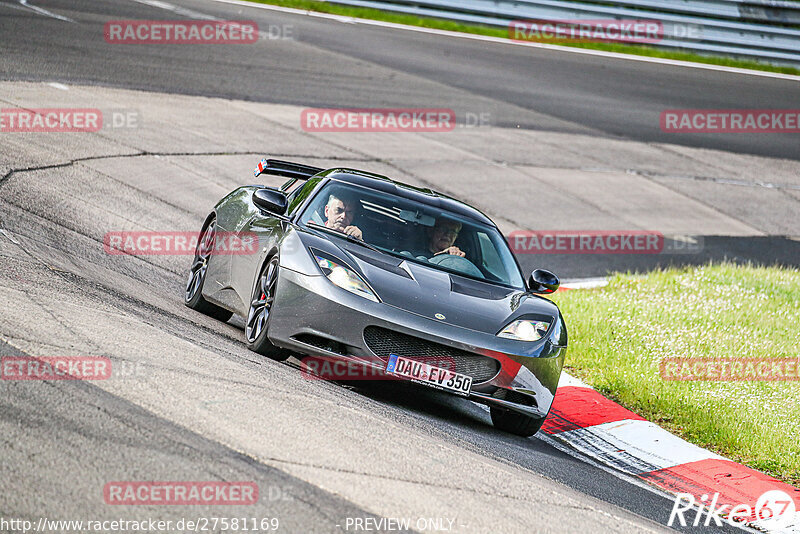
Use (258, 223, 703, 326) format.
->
(363, 326, 500, 383)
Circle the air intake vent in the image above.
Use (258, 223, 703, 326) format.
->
(363, 326, 500, 383)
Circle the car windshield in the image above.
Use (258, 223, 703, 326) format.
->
(298, 180, 525, 288)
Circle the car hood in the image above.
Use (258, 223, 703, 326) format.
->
(339, 244, 558, 335)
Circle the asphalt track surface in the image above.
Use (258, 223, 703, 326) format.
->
(1, 0, 799, 160)
(0, 0, 796, 533)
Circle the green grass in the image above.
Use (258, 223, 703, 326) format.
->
(551, 263, 800, 486)
(246, 0, 800, 76)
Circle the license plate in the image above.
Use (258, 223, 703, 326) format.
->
(385, 354, 472, 396)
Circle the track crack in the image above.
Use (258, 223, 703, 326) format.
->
(0, 151, 378, 190)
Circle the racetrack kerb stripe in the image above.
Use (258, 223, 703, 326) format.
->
(552, 379, 800, 530)
(639, 459, 800, 521)
(543, 385, 645, 434)
(551, 275, 800, 533)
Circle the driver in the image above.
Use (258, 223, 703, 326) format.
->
(324, 192, 363, 240)
(410, 218, 464, 258)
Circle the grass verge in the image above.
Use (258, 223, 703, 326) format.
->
(550, 263, 800, 486)
(245, 0, 800, 76)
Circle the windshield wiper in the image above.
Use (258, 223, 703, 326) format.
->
(306, 221, 382, 253)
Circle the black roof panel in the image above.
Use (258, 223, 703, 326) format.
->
(322, 169, 494, 226)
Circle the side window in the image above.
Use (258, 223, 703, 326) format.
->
(478, 232, 504, 279)
(287, 177, 322, 216)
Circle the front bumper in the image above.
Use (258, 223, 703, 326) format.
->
(268, 267, 567, 419)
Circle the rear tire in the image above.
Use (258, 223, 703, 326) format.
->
(245, 256, 290, 361)
(184, 217, 234, 322)
(490, 407, 546, 437)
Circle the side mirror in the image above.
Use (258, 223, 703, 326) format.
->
(253, 188, 288, 215)
(528, 269, 560, 294)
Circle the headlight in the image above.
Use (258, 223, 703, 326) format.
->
(497, 320, 550, 342)
(315, 254, 379, 302)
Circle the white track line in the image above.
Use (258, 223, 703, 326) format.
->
(129, 0, 286, 40)
(206, 0, 800, 81)
(557, 371, 591, 389)
(130, 0, 218, 20)
(17, 0, 74, 22)
(561, 278, 609, 290)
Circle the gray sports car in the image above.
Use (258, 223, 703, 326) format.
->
(185, 159, 567, 436)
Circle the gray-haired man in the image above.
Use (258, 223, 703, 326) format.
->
(324, 193, 363, 240)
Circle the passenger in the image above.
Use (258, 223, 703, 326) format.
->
(410, 218, 465, 258)
(324, 192, 363, 240)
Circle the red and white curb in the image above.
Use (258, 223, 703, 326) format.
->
(545, 373, 800, 532)
(541, 278, 799, 532)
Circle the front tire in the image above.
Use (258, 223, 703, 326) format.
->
(490, 407, 546, 437)
(245, 256, 290, 361)
(184, 218, 234, 322)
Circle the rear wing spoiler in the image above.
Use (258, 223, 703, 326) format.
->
(254, 158, 325, 180)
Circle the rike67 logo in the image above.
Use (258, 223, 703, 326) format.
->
(668, 490, 797, 528)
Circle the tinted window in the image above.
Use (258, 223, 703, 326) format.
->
(298, 181, 524, 288)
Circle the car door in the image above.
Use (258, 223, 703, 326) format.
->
(202, 187, 254, 311)
(229, 178, 322, 316)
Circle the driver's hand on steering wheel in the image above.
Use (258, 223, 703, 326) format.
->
(434, 246, 465, 257)
(344, 225, 363, 240)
